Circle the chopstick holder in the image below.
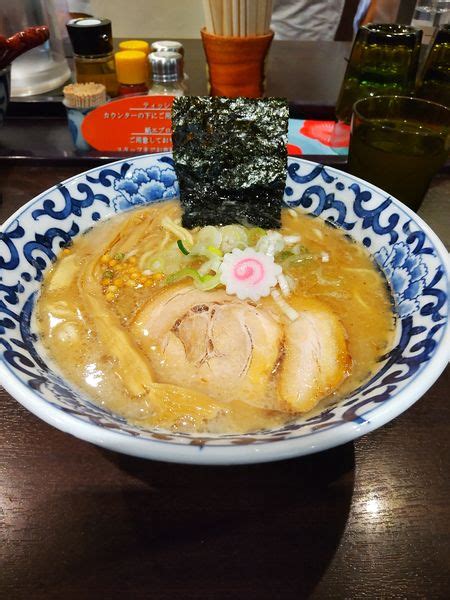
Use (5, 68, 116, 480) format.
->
(201, 28, 274, 98)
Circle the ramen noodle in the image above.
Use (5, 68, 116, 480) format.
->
(35, 201, 395, 434)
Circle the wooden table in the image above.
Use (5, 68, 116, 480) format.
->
(1, 41, 449, 599)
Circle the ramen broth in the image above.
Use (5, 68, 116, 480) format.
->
(35, 201, 395, 434)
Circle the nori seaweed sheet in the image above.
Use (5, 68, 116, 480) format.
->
(172, 96, 288, 229)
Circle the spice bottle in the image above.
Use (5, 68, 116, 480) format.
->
(118, 40, 150, 86)
(66, 17, 118, 97)
(151, 40, 189, 92)
(151, 40, 184, 54)
(119, 40, 150, 55)
(115, 50, 148, 96)
(148, 51, 185, 97)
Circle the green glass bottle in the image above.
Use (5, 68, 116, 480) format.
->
(417, 24, 450, 108)
(336, 24, 422, 124)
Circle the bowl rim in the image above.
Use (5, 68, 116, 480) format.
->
(0, 154, 448, 464)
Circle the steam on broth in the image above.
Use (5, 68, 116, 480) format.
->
(35, 200, 395, 434)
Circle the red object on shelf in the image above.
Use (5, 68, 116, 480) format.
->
(287, 143, 303, 156)
(0, 26, 49, 70)
(300, 120, 350, 148)
(117, 83, 149, 97)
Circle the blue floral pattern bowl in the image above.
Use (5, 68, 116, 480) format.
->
(0, 155, 448, 464)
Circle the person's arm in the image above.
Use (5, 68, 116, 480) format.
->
(362, 0, 377, 23)
(362, 0, 401, 24)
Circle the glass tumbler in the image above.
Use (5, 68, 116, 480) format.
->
(348, 95, 450, 211)
(336, 24, 422, 124)
(416, 24, 450, 107)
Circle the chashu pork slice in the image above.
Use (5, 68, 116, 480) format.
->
(277, 299, 351, 413)
(132, 284, 283, 408)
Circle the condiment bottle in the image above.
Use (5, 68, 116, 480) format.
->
(148, 51, 185, 97)
(115, 50, 148, 96)
(66, 17, 118, 97)
(119, 40, 150, 86)
(151, 40, 184, 54)
(151, 40, 189, 92)
(119, 40, 150, 55)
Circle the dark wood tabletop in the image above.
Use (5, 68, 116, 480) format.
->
(1, 40, 449, 600)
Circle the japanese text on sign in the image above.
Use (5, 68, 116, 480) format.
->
(81, 95, 175, 153)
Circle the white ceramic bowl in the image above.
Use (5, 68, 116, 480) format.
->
(0, 155, 448, 464)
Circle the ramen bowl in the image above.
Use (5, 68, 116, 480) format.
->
(0, 155, 448, 464)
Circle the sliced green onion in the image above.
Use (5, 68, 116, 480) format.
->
(177, 239, 190, 255)
(278, 247, 315, 266)
(284, 254, 315, 266)
(195, 225, 222, 249)
(114, 253, 125, 260)
(196, 273, 220, 292)
(220, 225, 248, 252)
(207, 245, 223, 257)
(247, 227, 266, 246)
(277, 250, 294, 262)
(292, 244, 309, 255)
(167, 268, 200, 284)
(148, 258, 163, 271)
(198, 257, 222, 276)
(103, 270, 114, 278)
(196, 272, 222, 291)
(166, 268, 221, 291)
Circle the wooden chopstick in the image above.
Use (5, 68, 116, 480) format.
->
(246, 0, 257, 36)
(232, 0, 240, 36)
(210, 0, 223, 35)
(202, 0, 272, 36)
(239, 0, 246, 37)
(256, 0, 265, 35)
(264, 0, 273, 34)
(203, 0, 214, 33)
(223, 0, 233, 36)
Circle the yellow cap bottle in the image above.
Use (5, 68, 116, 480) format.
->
(118, 40, 150, 55)
(115, 50, 149, 96)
